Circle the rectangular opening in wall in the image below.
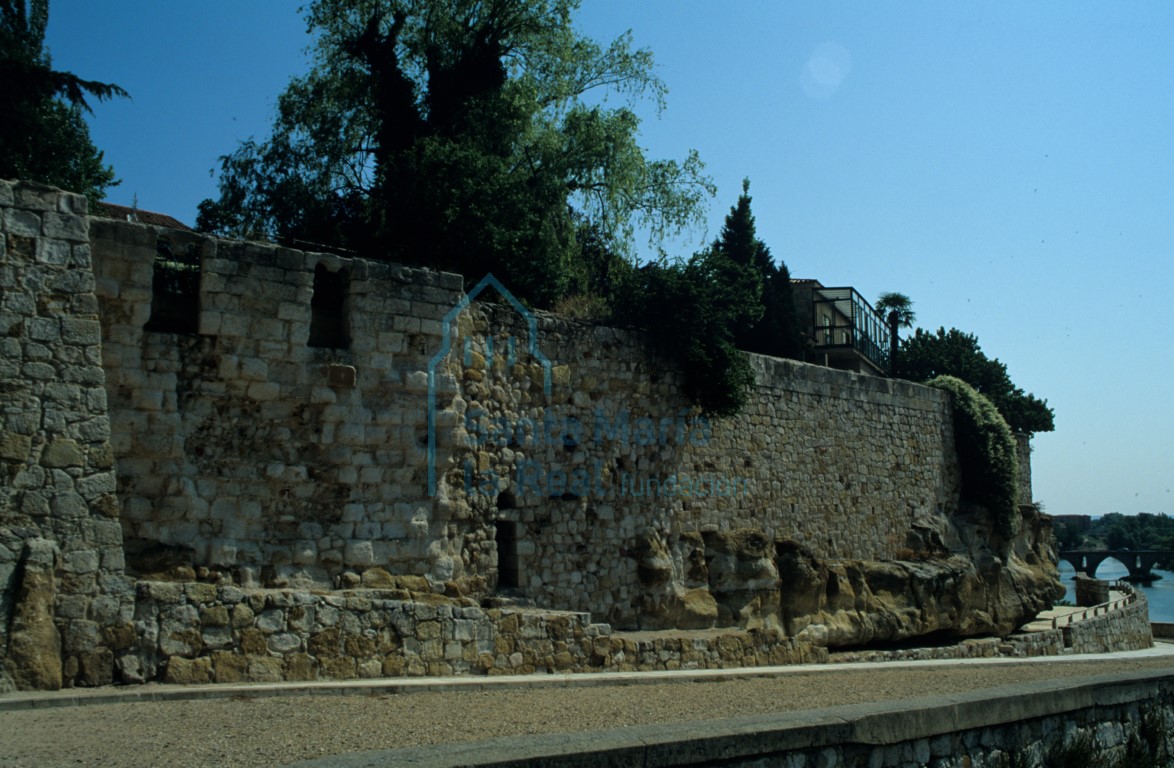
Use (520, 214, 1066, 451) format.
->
(143, 236, 200, 334)
(308, 263, 350, 348)
(495, 520, 519, 590)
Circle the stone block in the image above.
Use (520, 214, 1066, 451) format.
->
(239, 358, 268, 381)
(327, 363, 357, 387)
(256, 609, 285, 634)
(247, 381, 280, 401)
(246, 655, 284, 683)
(344, 540, 377, 566)
(284, 653, 318, 681)
(77, 648, 114, 687)
(4, 208, 42, 237)
(42, 212, 88, 242)
(7, 540, 63, 690)
(36, 238, 70, 266)
(268, 632, 302, 654)
(57, 191, 88, 214)
(0, 432, 31, 461)
(200, 606, 230, 627)
(50, 492, 89, 519)
(60, 318, 101, 345)
(14, 183, 58, 211)
(318, 656, 356, 679)
(64, 619, 101, 654)
(28, 317, 60, 342)
(62, 549, 100, 574)
(239, 628, 267, 655)
(211, 651, 248, 683)
(164, 656, 212, 684)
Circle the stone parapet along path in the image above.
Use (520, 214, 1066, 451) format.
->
(0, 645, 1172, 767)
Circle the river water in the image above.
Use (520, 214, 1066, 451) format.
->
(1057, 560, 1174, 622)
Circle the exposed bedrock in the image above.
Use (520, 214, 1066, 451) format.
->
(632, 505, 1063, 645)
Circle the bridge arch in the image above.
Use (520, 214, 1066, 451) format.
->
(1057, 549, 1172, 581)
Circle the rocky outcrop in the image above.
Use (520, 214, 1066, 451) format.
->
(630, 504, 1063, 647)
(776, 503, 1063, 647)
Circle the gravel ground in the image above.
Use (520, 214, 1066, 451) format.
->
(1, 656, 1172, 768)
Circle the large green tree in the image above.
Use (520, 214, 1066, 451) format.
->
(0, 0, 126, 202)
(198, 0, 713, 306)
(900, 327, 1055, 435)
(711, 180, 802, 360)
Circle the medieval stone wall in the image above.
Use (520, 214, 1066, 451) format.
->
(0, 181, 133, 691)
(86, 215, 961, 627)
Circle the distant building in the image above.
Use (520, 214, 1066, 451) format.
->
(791, 279, 890, 376)
(92, 201, 191, 231)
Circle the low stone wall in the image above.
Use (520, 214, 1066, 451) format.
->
(830, 629, 1065, 664)
(132, 582, 827, 685)
(1062, 587, 1153, 654)
(290, 669, 1174, 768)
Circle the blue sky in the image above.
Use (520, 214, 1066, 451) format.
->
(45, 1, 1174, 520)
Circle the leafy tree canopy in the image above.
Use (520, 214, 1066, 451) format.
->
(198, 0, 714, 307)
(0, 0, 126, 202)
(900, 327, 1054, 435)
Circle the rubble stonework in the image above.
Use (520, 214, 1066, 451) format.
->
(0, 180, 1077, 690)
(0, 181, 135, 691)
(88, 213, 966, 628)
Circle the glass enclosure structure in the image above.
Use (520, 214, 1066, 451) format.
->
(801, 284, 890, 375)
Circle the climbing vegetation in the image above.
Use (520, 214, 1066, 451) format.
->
(927, 375, 1019, 538)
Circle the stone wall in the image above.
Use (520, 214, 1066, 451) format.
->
(131, 582, 825, 685)
(0, 181, 134, 691)
(87, 215, 961, 628)
(4, 181, 1072, 691)
(1062, 586, 1153, 654)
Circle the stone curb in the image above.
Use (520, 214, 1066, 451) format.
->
(2, 644, 1172, 713)
(281, 668, 1174, 768)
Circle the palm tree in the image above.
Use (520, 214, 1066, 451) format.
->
(875, 292, 915, 375)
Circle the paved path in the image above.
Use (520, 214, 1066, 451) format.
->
(2, 644, 1173, 767)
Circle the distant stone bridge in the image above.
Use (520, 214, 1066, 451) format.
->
(1058, 549, 1174, 581)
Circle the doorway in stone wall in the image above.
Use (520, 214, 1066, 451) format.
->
(494, 520, 519, 591)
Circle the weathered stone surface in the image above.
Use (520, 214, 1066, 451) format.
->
(163, 655, 212, 684)
(6, 540, 62, 690)
(777, 505, 1063, 647)
(0, 187, 1072, 691)
(40, 438, 83, 468)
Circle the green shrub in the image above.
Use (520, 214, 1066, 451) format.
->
(614, 250, 761, 416)
(928, 375, 1020, 538)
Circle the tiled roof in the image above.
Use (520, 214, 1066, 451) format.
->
(92, 202, 191, 231)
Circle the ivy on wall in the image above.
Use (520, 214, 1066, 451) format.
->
(928, 375, 1020, 538)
